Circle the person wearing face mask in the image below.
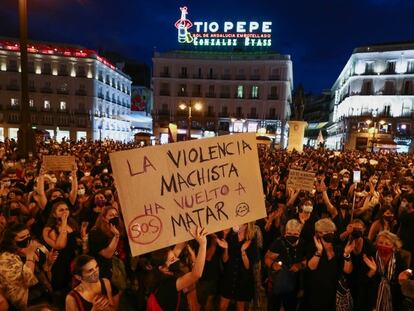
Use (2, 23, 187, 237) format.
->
(66, 255, 119, 311)
(342, 219, 378, 311)
(88, 207, 125, 280)
(292, 200, 316, 245)
(304, 218, 348, 311)
(79, 191, 108, 229)
(0, 223, 51, 309)
(43, 201, 83, 301)
(264, 219, 305, 311)
(368, 207, 397, 242)
(146, 227, 207, 311)
(73, 182, 91, 219)
(216, 222, 257, 311)
(374, 231, 407, 311)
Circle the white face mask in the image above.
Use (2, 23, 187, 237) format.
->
(400, 202, 407, 208)
(303, 205, 313, 213)
(78, 189, 86, 196)
(343, 178, 349, 183)
(84, 172, 91, 177)
(50, 178, 58, 184)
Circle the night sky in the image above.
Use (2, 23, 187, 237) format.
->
(1, 0, 414, 93)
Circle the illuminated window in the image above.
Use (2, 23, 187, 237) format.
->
(252, 86, 259, 98)
(44, 100, 50, 110)
(237, 85, 243, 98)
(29, 99, 34, 107)
(60, 101, 66, 111)
(10, 98, 18, 106)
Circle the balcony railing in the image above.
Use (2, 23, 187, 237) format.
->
(192, 92, 202, 97)
(57, 89, 69, 95)
(206, 74, 217, 79)
(160, 72, 170, 78)
(219, 112, 229, 117)
(250, 75, 261, 80)
(205, 92, 216, 98)
(177, 91, 188, 97)
(269, 75, 280, 80)
(268, 94, 279, 100)
(178, 73, 188, 79)
(193, 74, 203, 79)
(159, 90, 170, 96)
(235, 75, 246, 80)
(6, 85, 19, 91)
(205, 112, 216, 118)
(40, 87, 53, 94)
(247, 113, 258, 118)
(221, 74, 231, 80)
(220, 93, 231, 98)
(76, 90, 87, 96)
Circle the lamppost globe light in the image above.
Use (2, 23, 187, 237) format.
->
(366, 119, 372, 125)
(194, 102, 202, 111)
(179, 103, 187, 110)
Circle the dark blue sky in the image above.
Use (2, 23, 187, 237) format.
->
(1, 0, 414, 93)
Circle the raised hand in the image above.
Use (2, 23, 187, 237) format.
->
(241, 239, 252, 253)
(215, 237, 228, 249)
(190, 226, 207, 246)
(314, 236, 323, 253)
(344, 239, 355, 256)
(363, 254, 377, 272)
(110, 224, 120, 236)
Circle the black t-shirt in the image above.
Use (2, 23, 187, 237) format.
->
(155, 277, 187, 311)
(399, 210, 414, 252)
(268, 237, 306, 267)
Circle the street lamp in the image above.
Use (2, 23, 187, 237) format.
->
(366, 119, 386, 152)
(179, 101, 202, 140)
(17, 0, 35, 158)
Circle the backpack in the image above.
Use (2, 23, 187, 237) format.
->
(146, 289, 181, 311)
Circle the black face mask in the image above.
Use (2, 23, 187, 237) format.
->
(322, 233, 335, 244)
(383, 215, 394, 222)
(351, 230, 363, 239)
(109, 217, 119, 226)
(94, 185, 103, 190)
(340, 204, 349, 210)
(16, 236, 31, 249)
(169, 260, 181, 273)
(105, 194, 113, 201)
(285, 235, 299, 245)
(9, 208, 20, 216)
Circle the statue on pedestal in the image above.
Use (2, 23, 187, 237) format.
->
(292, 85, 306, 121)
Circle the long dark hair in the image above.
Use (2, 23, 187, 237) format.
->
(0, 222, 29, 253)
(45, 200, 79, 232)
(72, 254, 96, 277)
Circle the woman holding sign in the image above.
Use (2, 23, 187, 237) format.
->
(147, 226, 207, 311)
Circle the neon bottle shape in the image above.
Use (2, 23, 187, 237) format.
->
(178, 23, 187, 43)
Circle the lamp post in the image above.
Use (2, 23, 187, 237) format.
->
(179, 101, 202, 140)
(366, 119, 385, 152)
(17, 0, 35, 158)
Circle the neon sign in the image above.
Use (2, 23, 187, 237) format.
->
(174, 7, 272, 48)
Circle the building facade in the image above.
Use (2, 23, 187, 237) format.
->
(0, 38, 132, 142)
(152, 51, 293, 145)
(328, 42, 414, 152)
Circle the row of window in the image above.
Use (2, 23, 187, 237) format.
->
(5, 59, 130, 94)
(158, 65, 283, 80)
(159, 84, 280, 99)
(9, 97, 84, 112)
(158, 104, 279, 119)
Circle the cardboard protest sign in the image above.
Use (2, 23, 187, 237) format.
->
(42, 155, 75, 171)
(287, 169, 315, 192)
(110, 133, 266, 256)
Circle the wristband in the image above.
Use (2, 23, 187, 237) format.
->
(344, 253, 351, 261)
(314, 252, 322, 257)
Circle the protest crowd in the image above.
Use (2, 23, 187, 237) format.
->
(0, 137, 414, 311)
